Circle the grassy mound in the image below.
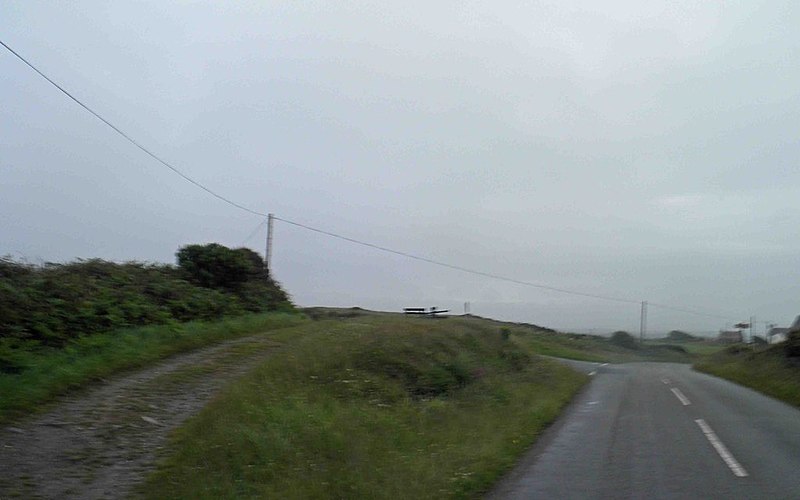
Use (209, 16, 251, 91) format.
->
(141, 316, 587, 499)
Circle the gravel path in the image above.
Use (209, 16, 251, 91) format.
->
(0, 333, 282, 499)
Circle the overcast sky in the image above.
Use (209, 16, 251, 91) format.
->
(2, 1, 800, 335)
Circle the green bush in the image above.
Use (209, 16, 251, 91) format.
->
(667, 330, 697, 342)
(177, 244, 257, 291)
(609, 331, 639, 350)
(785, 330, 800, 358)
(0, 244, 293, 357)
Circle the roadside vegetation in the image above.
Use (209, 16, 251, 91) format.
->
(0, 312, 305, 423)
(0, 244, 721, 497)
(695, 335, 800, 408)
(0, 243, 297, 423)
(1, 244, 291, 352)
(141, 315, 588, 499)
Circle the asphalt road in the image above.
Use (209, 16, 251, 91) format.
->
(487, 360, 800, 500)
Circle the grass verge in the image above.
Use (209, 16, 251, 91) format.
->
(694, 345, 800, 408)
(510, 328, 694, 363)
(141, 316, 587, 499)
(646, 339, 727, 357)
(0, 312, 306, 424)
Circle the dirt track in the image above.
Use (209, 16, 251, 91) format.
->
(0, 333, 282, 499)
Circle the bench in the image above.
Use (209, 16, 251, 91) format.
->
(403, 307, 450, 318)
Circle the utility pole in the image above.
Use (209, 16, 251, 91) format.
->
(750, 315, 755, 344)
(265, 213, 274, 276)
(640, 301, 648, 344)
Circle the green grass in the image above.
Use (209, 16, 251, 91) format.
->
(694, 345, 800, 408)
(140, 316, 587, 499)
(0, 312, 306, 424)
(646, 339, 727, 356)
(507, 327, 694, 364)
(512, 332, 635, 362)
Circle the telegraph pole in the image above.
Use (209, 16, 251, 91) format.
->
(265, 213, 274, 276)
(640, 301, 648, 344)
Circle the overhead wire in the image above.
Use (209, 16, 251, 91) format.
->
(275, 216, 642, 305)
(646, 302, 736, 321)
(2, 38, 749, 325)
(274, 216, 746, 322)
(0, 39, 268, 218)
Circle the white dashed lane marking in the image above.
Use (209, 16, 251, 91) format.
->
(670, 387, 691, 406)
(695, 419, 749, 477)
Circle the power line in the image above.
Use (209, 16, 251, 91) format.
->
(0, 39, 268, 218)
(0, 39, 751, 324)
(0, 39, 635, 307)
(274, 216, 640, 305)
(646, 302, 734, 321)
(275, 216, 749, 322)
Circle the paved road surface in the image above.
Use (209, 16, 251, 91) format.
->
(488, 360, 800, 499)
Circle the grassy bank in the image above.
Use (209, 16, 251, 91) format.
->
(141, 316, 587, 499)
(695, 345, 800, 408)
(0, 312, 305, 423)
